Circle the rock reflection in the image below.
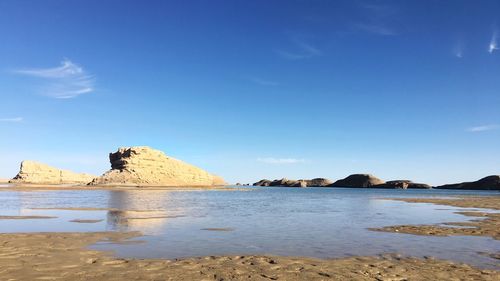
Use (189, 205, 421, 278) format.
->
(106, 190, 183, 234)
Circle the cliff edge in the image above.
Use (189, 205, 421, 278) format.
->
(9, 160, 95, 184)
(90, 146, 225, 186)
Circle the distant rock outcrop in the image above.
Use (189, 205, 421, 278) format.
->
(9, 160, 95, 184)
(253, 178, 329, 187)
(373, 180, 431, 189)
(270, 178, 299, 187)
(253, 178, 305, 187)
(303, 178, 333, 187)
(253, 179, 272, 186)
(89, 146, 225, 186)
(328, 174, 385, 188)
(434, 176, 500, 190)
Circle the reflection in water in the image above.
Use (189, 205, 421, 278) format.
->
(3, 188, 500, 268)
(106, 190, 182, 234)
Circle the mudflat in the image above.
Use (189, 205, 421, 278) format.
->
(372, 196, 500, 240)
(0, 231, 498, 281)
(0, 195, 499, 280)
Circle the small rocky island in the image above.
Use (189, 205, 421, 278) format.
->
(90, 146, 225, 186)
(253, 174, 498, 190)
(9, 146, 225, 187)
(434, 175, 500, 190)
(9, 160, 95, 184)
(6, 150, 498, 190)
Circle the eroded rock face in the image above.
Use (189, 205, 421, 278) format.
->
(328, 174, 385, 188)
(373, 180, 431, 189)
(253, 178, 324, 187)
(253, 179, 272, 186)
(303, 178, 332, 187)
(435, 175, 500, 190)
(9, 160, 95, 184)
(89, 146, 224, 186)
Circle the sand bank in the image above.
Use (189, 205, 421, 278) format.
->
(371, 196, 500, 240)
(0, 215, 56, 220)
(0, 231, 498, 281)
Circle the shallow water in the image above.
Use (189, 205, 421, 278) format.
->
(0, 187, 498, 268)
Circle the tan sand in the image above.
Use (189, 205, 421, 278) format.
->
(0, 231, 498, 281)
(30, 207, 120, 211)
(371, 196, 500, 240)
(0, 215, 56, 220)
(69, 219, 104, 223)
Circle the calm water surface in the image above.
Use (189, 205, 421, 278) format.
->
(0, 186, 498, 268)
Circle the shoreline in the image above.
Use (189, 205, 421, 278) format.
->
(0, 183, 237, 191)
(0, 231, 498, 280)
(0, 195, 499, 279)
(371, 196, 500, 240)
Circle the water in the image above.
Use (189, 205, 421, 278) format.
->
(0, 187, 498, 268)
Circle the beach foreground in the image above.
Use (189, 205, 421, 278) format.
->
(0, 195, 499, 280)
(0, 231, 498, 281)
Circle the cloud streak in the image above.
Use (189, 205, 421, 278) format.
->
(354, 2, 397, 36)
(452, 40, 464, 58)
(354, 23, 395, 36)
(489, 30, 498, 54)
(467, 124, 499, 132)
(14, 59, 94, 99)
(276, 38, 322, 60)
(247, 76, 279, 86)
(257, 157, 306, 164)
(0, 117, 23, 122)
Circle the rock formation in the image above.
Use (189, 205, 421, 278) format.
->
(89, 146, 225, 186)
(9, 160, 95, 184)
(373, 180, 431, 189)
(270, 178, 299, 187)
(253, 178, 329, 187)
(328, 174, 385, 188)
(253, 179, 272, 186)
(434, 175, 500, 190)
(407, 182, 432, 189)
(302, 178, 333, 187)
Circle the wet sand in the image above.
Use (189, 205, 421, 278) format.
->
(0, 215, 56, 220)
(1, 195, 499, 280)
(69, 219, 104, 223)
(0, 231, 498, 281)
(371, 196, 500, 240)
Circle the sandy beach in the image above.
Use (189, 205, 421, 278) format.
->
(372, 196, 500, 240)
(0, 231, 498, 281)
(0, 195, 498, 280)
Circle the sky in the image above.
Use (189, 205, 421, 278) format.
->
(0, 0, 499, 185)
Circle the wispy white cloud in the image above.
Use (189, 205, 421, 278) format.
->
(0, 117, 23, 123)
(275, 37, 322, 60)
(355, 2, 397, 36)
(354, 23, 395, 36)
(452, 41, 464, 58)
(489, 30, 498, 54)
(257, 157, 306, 164)
(467, 124, 499, 132)
(14, 59, 94, 99)
(247, 76, 279, 86)
(359, 2, 395, 16)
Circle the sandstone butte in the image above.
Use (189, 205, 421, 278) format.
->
(9, 160, 95, 184)
(89, 146, 225, 187)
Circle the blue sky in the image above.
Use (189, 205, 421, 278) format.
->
(0, 0, 499, 185)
